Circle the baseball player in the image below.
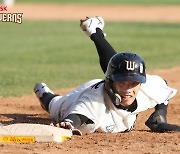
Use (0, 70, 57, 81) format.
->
(34, 16, 180, 134)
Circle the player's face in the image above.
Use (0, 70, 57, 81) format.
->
(112, 81, 141, 106)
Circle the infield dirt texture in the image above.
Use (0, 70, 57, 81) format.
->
(1, 3, 180, 154)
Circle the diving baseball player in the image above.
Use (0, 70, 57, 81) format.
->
(34, 16, 180, 134)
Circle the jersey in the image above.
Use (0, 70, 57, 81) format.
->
(48, 75, 177, 135)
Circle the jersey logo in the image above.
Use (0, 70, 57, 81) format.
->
(106, 125, 115, 132)
(125, 60, 135, 71)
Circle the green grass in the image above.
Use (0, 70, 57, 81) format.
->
(16, 0, 180, 5)
(0, 21, 180, 97)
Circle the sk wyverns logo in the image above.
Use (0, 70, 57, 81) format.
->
(0, 6, 23, 24)
(125, 60, 135, 71)
(0, 6, 7, 11)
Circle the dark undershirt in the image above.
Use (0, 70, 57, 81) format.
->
(115, 99, 138, 112)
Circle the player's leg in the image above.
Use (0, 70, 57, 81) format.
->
(90, 28, 116, 73)
(34, 83, 59, 112)
(80, 16, 117, 74)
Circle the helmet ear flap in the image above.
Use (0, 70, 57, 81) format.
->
(115, 93, 121, 103)
(104, 81, 121, 107)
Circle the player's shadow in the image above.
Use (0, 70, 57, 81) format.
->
(0, 114, 52, 125)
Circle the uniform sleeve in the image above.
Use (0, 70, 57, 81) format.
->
(140, 74, 177, 105)
(69, 97, 97, 124)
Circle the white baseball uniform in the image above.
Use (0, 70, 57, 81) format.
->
(48, 75, 177, 135)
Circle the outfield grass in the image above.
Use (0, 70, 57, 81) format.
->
(16, 0, 180, 5)
(0, 21, 180, 97)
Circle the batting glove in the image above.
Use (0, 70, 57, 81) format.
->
(80, 16, 105, 37)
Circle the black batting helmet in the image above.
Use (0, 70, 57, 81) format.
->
(105, 52, 146, 83)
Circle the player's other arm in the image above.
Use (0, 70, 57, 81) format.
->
(145, 80, 180, 132)
(145, 103, 167, 131)
(145, 103, 180, 132)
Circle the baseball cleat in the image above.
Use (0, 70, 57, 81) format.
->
(34, 83, 55, 111)
(34, 83, 54, 98)
(80, 16, 105, 36)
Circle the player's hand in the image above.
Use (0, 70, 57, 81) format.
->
(80, 16, 105, 37)
(50, 122, 56, 127)
(145, 108, 180, 132)
(50, 121, 74, 129)
(49, 122, 82, 135)
(145, 109, 167, 132)
(58, 122, 74, 129)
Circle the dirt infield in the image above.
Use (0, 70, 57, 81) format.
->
(1, 3, 180, 154)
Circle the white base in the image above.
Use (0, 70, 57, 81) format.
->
(0, 123, 72, 143)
